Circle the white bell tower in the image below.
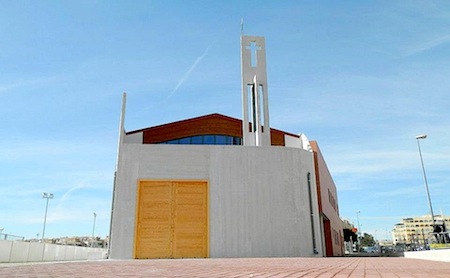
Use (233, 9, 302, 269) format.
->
(241, 35, 271, 146)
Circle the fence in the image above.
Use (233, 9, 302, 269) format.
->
(0, 239, 107, 263)
(0, 233, 24, 241)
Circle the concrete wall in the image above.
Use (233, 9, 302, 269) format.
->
(110, 143, 323, 259)
(284, 134, 302, 148)
(123, 131, 142, 143)
(404, 249, 450, 262)
(0, 240, 107, 263)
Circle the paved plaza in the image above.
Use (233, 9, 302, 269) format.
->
(1, 257, 450, 277)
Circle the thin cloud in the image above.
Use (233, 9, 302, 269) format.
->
(0, 74, 63, 94)
(404, 33, 450, 56)
(0, 82, 22, 93)
(168, 41, 216, 98)
(328, 150, 418, 175)
(359, 216, 408, 220)
(337, 183, 364, 192)
(373, 186, 423, 198)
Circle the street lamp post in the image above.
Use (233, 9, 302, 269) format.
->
(415, 134, 436, 228)
(356, 211, 361, 251)
(41, 192, 54, 241)
(92, 212, 97, 238)
(91, 212, 97, 247)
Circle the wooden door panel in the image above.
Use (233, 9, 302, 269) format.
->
(173, 182, 208, 258)
(135, 182, 172, 259)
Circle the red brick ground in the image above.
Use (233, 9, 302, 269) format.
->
(1, 257, 450, 277)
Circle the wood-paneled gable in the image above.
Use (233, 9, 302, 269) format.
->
(126, 113, 297, 146)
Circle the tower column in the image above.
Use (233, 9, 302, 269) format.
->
(241, 35, 271, 146)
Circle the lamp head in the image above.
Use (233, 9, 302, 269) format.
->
(416, 134, 427, 140)
(42, 192, 54, 199)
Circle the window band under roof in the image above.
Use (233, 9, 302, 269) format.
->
(157, 134, 242, 145)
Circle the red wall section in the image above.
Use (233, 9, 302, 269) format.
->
(310, 141, 344, 256)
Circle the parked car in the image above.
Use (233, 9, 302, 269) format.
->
(363, 246, 378, 253)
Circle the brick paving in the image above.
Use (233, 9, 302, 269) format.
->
(1, 257, 450, 278)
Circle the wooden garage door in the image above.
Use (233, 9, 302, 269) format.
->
(134, 180, 208, 259)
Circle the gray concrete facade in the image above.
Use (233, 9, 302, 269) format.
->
(109, 142, 323, 259)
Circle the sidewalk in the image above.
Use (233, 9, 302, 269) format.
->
(1, 257, 450, 277)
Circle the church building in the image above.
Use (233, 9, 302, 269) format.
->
(109, 35, 342, 259)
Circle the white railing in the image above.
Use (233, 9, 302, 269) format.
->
(404, 248, 450, 262)
(0, 239, 107, 263)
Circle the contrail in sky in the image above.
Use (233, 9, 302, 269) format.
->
(58, 182, 87, 205)
(405, 33, 450, 57)
(168, 41, 215, 98)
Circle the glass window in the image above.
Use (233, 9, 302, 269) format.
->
(204, 135, 215, 144)
(233, 137, 242, 145)
(216, 135, 227, 145)
(191, 136, 203, 145)
(157, 135, 243, 145)
(179, 137, 190, 144)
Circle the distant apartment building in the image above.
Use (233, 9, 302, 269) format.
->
(392, 214, 450, 247)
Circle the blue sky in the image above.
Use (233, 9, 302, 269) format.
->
(1, 1, 449, 241)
